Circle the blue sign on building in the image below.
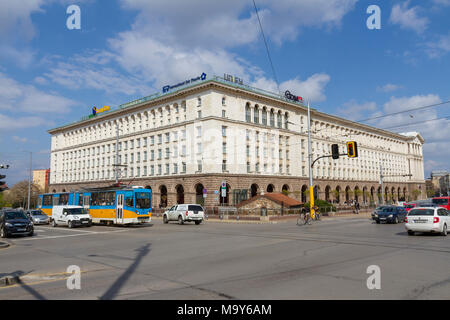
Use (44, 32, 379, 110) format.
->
(162, 73, 207, 93)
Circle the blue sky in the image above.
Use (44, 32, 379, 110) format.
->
(0, 0, 449, 186)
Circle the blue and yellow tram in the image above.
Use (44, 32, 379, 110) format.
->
(38, 187, 152, 225)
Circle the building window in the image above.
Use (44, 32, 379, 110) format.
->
(223, 142, 227, 154)
(143, 151, 147, 161)
(157, 134, 162, 144)
(277, 111, 282, 128)
(198, 97, 202, 106)
(150, 150, 154, 161)
(165, 132, 170, 143)
(165, 163, 169, 175)
(150, 136, 154, 145)
(254, 106, 259, 123)
(157, 164, 162, 175)
(151, 165, 154, 176)
(222, 110, 226, 118)
(222, 160, 227, 172)
(158, 149, 162, 160)
(197, 161, 202, 172)
(247, 162, 251, 173)
(173, 163, 178, 174)
(222, 97, 226, 106)
(182, 162, 186, 173)
(197, 110, 202, 119)
(270, 110, 275, 127)
(222, 126, 227, 137)
(196, 126, 202, 137)
(165, 148, 170, 158)
(245, 103, 251, 122)
(143, 166, 147, 176)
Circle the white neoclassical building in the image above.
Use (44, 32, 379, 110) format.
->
(48, 75, 426, 207)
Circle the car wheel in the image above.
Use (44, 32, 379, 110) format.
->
(68, 221, 73, 228)
(394, 216, 398, 224)
(376, 220, 380, 224)
(0, 227, 7, 238)
(163, 215, 168, 224)
(407, 230, 415, 236)
(195, 220, 202, 225)
(178, 215, 184, 225)
(52, 220, 57, 227)
(28, 230, 34, 237)
(441, 224, 447, 237)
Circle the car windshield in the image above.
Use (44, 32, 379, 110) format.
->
(375, 206, 387, 210)
(381, 207, 394, 212)
(63, 208, 87, 215)
(135, 192, 151, 209)
(5, 211, 28, 220)
(188, 205, 203, 211)
(408, 209, 434, 216)
(432, 198, 449, 205)
(30, 211, 45, 216)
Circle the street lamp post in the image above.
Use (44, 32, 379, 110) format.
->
(307, 101, 315, 216)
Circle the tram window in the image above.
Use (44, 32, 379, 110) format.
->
(59, 194, 69, 205)
(90, 192, 115, 206)
(78, 194, 83, 206)
(105, 192, 115, 206)
(125, 197, 134, 207)
(43, 195, 53, 206)
(135, 192, 151, 209)
(53, 196, 59, 206)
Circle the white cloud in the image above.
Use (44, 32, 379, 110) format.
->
(389, 1, 429, 34)
(0, 73, 77, 114)
(119, 0, 357, 48)
(12, 136, 28, 143)
(0, 0, 45, 40)
(337, 100, 377, 121)
(425, 33, 450, 58)
(251, 73, 331, 103)
(377, 83, 403, 93)
(0, 114, 51, 130)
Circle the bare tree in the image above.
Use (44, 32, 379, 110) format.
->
(3, 181, 42, 209)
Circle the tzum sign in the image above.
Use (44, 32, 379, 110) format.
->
(284, 90, 303, 103)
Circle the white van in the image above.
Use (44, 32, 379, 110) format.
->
(51, 205, 92, 228)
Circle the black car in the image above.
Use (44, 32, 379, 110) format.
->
(374, 206, 408, 224)
(371, 205, 390, 220)
(0, 210, 34, 238)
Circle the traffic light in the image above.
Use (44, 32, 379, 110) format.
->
(331, 144, 340, 159)
(0, 174, 6, 192)
(346, 141, 358, 158)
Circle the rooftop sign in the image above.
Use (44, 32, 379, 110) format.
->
(162, 72, 207, 93)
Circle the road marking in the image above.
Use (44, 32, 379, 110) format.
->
(36, 226, 97, 233)
(11, 229, 129, 241)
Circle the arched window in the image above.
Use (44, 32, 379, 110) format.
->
(270, 109, 275, 127)
(254, 105, 259, 123)
(262, 107, 267, 125)
(277, 111, 282, 128)
(245, 103, 251, 122)
(284, 112, 289, 129)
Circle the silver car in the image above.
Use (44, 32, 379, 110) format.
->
(26, 210, 50, 225)
(163, 204, 204, 225)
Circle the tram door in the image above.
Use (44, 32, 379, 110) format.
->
(116, 194, 124, 224)
(83, 195, 90, 214)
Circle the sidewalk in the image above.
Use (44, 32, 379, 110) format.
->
(151, 210, 372, 224)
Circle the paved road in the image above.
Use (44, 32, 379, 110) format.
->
(0, 217, 449, 300)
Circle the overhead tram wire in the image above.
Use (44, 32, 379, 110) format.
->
(355, 100, 450, 123)
(252, 0, 281, 96)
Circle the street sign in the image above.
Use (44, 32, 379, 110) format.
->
(221, 188, 226, 197)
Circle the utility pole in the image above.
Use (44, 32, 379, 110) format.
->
(380, 164, 384, 205)
(27, 151, 32, 210)
(307, 101, 314, 217)
(115, 123, 120, 184)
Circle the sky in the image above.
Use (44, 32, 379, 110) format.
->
(0, 0, 449, 186)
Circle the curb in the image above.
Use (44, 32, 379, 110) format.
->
(0, 275, 20, 287)
(0, 241, 10, 249)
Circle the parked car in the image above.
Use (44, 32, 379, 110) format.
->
(163, 204, 204, 225)
(26, 209, 49, 225)
(0, 209, 34, 238)
(404, 203, 417, 213)
(373, 206, 408, 224)
(51, 205, 92, 228)
(371, 205, 389, 220)
(405, 207, 449, 236)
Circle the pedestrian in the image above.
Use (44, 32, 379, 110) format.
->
(355, 201, 360, 214)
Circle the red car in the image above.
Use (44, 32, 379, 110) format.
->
(432, 197, 450, 210)
(404, 202, 417, 213)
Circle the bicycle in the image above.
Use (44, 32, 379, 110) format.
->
(296, 209, 312, 225)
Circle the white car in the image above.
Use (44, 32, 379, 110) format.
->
(163, 204, 204, 225)
(51, 205, 92, 228)
(405, 207, 450, 236)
